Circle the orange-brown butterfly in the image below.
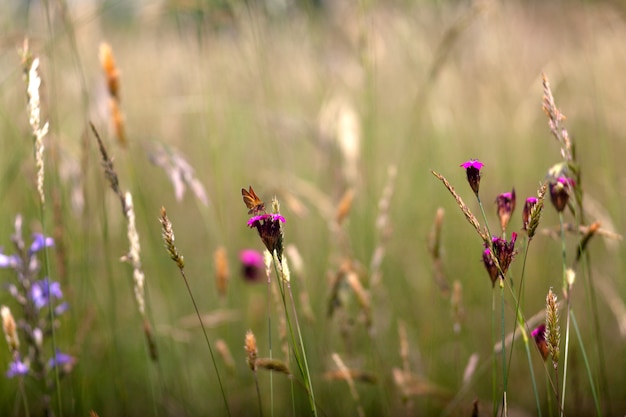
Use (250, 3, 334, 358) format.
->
(242, 186, 266, 215)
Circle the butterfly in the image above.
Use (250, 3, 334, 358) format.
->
(242, 186, 265, 215)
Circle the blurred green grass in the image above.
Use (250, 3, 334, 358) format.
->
(0, 0, 625, 415)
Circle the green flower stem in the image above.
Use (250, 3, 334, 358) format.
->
(500, 280, 507, 414)
(506, 237, 542, 416)
(272, 259, 318, 417)
(559, 212, 570, 417)
(266, 272, 274, 417)
(492, 289, 497, 417)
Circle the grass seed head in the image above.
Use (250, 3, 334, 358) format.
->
(244, 330, 258, 371)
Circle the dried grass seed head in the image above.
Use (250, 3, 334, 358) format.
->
(244, 330, 258, 371)
(159, 206, 184, 269)
(1, 306, 19, 353)
(545, 288, 560, 368)
(214, 247, 229, 297)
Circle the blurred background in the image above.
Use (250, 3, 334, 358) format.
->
(0, 0, 624, 415)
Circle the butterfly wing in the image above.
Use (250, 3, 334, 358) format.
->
(242, 186, 265, 215)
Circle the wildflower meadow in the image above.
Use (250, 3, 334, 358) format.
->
(0, 1, 625, 416)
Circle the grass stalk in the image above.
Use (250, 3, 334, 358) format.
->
(271, 258, 317, 417)
(266, 264, 274, 417)
(506, 238, 542, 416)
(40, 208, 63, 417)
(491, 289, 497, 417)
(159, 208, 231, 417)
(570, 310, 601, 416)
(476, 195, 501, 416)
(522, 327, 542, 417)
(500, 280, 507, 416)
(558, 213, 570, 417)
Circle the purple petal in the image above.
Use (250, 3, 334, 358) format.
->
(48, 351, 74, 368)
(270, 214, 286, 223)
(6, 359, 29, 378)
(55, 302, 69, 316)
(29, 233, 54, 255)
(0, 253, 18, 268)
(247, 214, 267, 227)
(49, 281, 63, 299)
(460, 159, 484, 170)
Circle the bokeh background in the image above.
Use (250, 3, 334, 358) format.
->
(0, 0, 625, 415)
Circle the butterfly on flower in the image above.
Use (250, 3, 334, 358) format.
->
(242, 186, 266, 215)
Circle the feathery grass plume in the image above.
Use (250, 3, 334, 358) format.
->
(336, 188, 355, 226)
(109, 99, 126, 147)
(215, 339, 236, 373)
(331, 352, 366, 417)
(451, 280, 464, 334)
(324, 369, 378, 384)
(542, 72, 572, 161)
(370, 165, 397, 287)
(393, 368, 450, 399)
(462, 353, 480, 385)
(279, 253, 291, 283)
(345, 269, 372, 327)
(244, 330, 258, 371)
(99, 42, 120, 100)
(564, 269, 576, 297)
(149, 143, 209, 206)
(159, 207, 184, 270)
(90, 411, 99, 417)
(263, 249, 272, 281)
(22, 50, 50, 205)
(99, 42, 126, 146)
(214, 247, 229, 297)
(121, 192, 145, 316)
(1, 306, 19, 354)
(120, 193, 158, 361)
(255, 358, 291, 376)
(545, 288, 560, 370)
(91, 122, 126, 213)
(336, 101, 361, 187)
(431, 171, 488, 243)
(428, 207, 449, 295)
